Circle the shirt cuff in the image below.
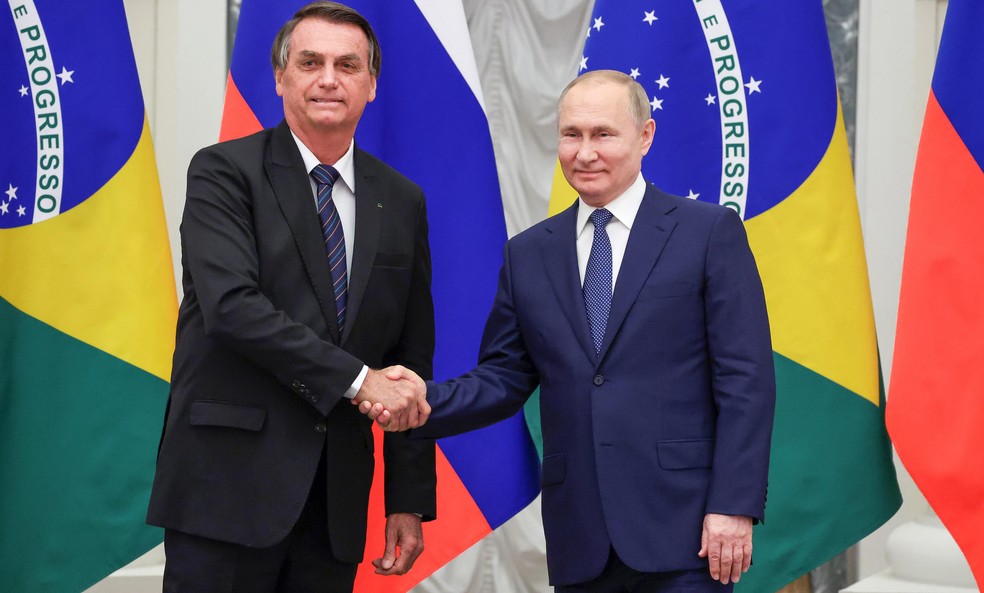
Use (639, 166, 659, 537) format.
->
(343, 365, 369, 399)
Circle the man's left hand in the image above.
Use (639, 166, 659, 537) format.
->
(698, 513, 753, 584)
(372, 512, 424, 576)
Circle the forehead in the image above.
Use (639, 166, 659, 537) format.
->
(559, 81, 632, 127)
(289, 18, 369, 58)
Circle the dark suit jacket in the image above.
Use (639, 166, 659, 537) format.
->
(148, 121, 436, 563)
(414, 184, 775, 586)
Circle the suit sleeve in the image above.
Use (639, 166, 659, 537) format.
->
(181, 146, 363, 416)
(414, 240, 541, 439)
(382, 194, 437, 519)
(702, 208, 776, 522)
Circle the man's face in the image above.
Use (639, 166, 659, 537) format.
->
(557, 80, 654, 207)
(275, 18, 377, 140)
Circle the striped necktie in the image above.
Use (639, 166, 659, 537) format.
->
(311, 164, 348, 332)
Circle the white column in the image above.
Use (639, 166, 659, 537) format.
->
(148, 0, 227, 294)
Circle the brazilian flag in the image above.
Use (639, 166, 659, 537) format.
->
(0, 1, 176, 591)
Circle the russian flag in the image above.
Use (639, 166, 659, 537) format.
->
(887, 0, 984, 588)
(222, 2, 541, 590)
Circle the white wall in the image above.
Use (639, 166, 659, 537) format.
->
(124, 0, 227, 293)
(854, 0, 947, 579)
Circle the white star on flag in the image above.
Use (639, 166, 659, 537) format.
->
(686, 189, 700, 200)
(705, 94, 716, 105)
(19, 85, 29, 97)
(0, 201, 8, 215)
(745, 76, 762, 94)
(5, 184, 17, 200)
(629, 68, 641, 80)
(593, 17, 605, 32)
(580, 56, 588, 71)
(57, 67, 75, 85)
(649, 96, 663, 111)
(17, 205, 26, 217)
(643, 10, 658, 25)
(655, 74, 670, 89)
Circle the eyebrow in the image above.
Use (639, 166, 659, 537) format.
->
(560, 125, 614, 134)
(294, 50, 364, 64)
(334, 52, 363, 64)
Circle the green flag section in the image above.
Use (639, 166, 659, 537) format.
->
(0, 297, 169, 592)
(525, 352, 900, 593)
(1, 2, 177, 591)
(745, 354, 900, 593)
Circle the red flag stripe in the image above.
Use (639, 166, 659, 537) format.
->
(887, 90, 984, 589)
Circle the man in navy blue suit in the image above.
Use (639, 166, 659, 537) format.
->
(365, 70, 775, 592)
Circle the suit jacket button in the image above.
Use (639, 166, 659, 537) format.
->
(291, 379, 302, 390)
(593, 375, 604, 386)
(315, 423, 327, 433)
(309, 394, 319, 403)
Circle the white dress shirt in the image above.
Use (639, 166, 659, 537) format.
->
(290, 131, 367, 397)
(576, 174, 647, 291)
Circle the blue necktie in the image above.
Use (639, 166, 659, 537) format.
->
(311, 164, 348, 332)
(583, 208, 614, 354)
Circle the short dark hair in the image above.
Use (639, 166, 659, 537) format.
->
(270, 1, 381, 77)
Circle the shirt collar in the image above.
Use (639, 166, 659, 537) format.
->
(290, 130, 356, 193)
(576, 173, 647, 236)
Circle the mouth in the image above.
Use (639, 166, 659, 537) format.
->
(310, 98, 343, 105)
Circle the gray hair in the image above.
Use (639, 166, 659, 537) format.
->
(270, 2, 381, 77)
(558, 70, 652, 129)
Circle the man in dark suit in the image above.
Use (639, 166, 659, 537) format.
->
(366, 70, 776, 592)
(148, 3, 434, 592)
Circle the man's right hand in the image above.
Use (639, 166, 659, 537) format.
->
(354, 365, 429, 431)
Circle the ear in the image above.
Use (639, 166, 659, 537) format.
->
(640, 118, 656, 155)
(367, 75, 377, 103)
(274, 69, 285, 97)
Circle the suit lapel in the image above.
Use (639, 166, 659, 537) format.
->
(344, 147, 382, 344)
(265, 121, 341, 343)
(541, 202, 597, 364)
(598, 184, 677, 359)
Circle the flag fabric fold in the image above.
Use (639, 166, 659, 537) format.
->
(554, 2, 901, 591)
(223, 1, 540, 590)
(0, 1, 177, 591)
(887, 0, 984, 588)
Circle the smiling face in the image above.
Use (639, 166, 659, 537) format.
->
(275, 17, 377, 145)
(557, 78, 655, 207)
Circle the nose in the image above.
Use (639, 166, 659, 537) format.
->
(576, 140, 597, 163)
(318, 66, 338, 87)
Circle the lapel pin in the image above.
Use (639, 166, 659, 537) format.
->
(377, 202, 383, 208)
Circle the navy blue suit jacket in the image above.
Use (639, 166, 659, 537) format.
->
(415, 183, 775, 586)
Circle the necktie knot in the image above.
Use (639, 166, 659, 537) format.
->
(590, 208, 614, 228)
(311, 164, 339, 187)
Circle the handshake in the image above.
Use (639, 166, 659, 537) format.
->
(352, 365, 428, 432)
